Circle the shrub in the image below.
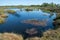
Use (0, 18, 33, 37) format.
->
(25, 9, 33, 11)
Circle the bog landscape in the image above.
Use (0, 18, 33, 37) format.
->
(0, 0, 60, 40)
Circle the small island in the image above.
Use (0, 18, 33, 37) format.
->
(25, 28, 38, 35)
(6, 10, 16, 14)
(25, 9, 33, 11)
(21, 19, 47, 26)
(0, 9, 8, 18)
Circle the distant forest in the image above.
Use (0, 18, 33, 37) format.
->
(0, 3, 60, 9)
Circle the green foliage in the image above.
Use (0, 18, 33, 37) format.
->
(40, 2, 58, 8)
(41, 3, 49, 7)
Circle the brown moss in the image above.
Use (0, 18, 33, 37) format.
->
(7, 10, 16, 14)
(26, 37, 40, 40)
(26, 28, 60, 40)
(0, 33, 23, 40)
(25, 28, 38, 35)
(21, 19, 47, 26)
(0, 14, 8, 18)
(0, 18, 5, 24)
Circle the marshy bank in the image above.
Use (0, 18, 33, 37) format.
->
(0, 9, 8, 24)
(25, 28, 60, 40)
(0, 33, 23, 40)
(0, 28, 60, 40)
(6, 10, 16, 14)
(38, 3, 60, 30)
(0, 18, 5, 24)
(2, 28, 60, 40)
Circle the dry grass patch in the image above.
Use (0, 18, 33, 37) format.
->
(0, 33, 23, 40)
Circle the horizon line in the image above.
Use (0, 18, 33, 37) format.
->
(0, 3, 59, 6)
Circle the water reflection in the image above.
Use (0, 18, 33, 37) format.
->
(12, 12, 20, 17)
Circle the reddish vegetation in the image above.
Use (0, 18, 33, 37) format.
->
(21, 19, 47, 26)
(0, 14, 8, 18)
(25, 28, 38, 35)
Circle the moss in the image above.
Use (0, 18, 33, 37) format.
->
(21, 19, 47, 26)
(26, 28, 60, 40)
(40, 29, 60, 40)
(0, 13, 8, 24)
(25, 9, 33, 11)
(0, 14, 8, 18)
(0, 18, 5, 24)
(0, 9, 5, 15)
(25, 28, 38, 35)
(6, 10, 16, 14)
(0, 33, 23, 40)
(26, 37, 41, 40)
(0, 9, 4, 12)
(42, 9, 51, 13)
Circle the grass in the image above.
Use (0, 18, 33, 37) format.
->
(40, 28, 60, 40)
(21, 19, 47, 26)
(25, 28, 60, 40)
(0, 33, 23, 40)
(26, 37, 41, 40)
(0, 9, 8, 24)
(6, 10, 16, 14)
(42, 9, 52, 13)
(0, 18, 5, 24)
(0, 28, 59, 40)
(0, 14, 8, 18)
(25, 9, 33, 11)
(0, 9, 5, 15)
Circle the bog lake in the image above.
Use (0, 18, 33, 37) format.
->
(0, 8, 56, 37)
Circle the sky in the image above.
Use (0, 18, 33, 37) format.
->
(0, 0, 60, 6)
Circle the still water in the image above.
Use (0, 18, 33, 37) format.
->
(0, 9, 56, 37)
